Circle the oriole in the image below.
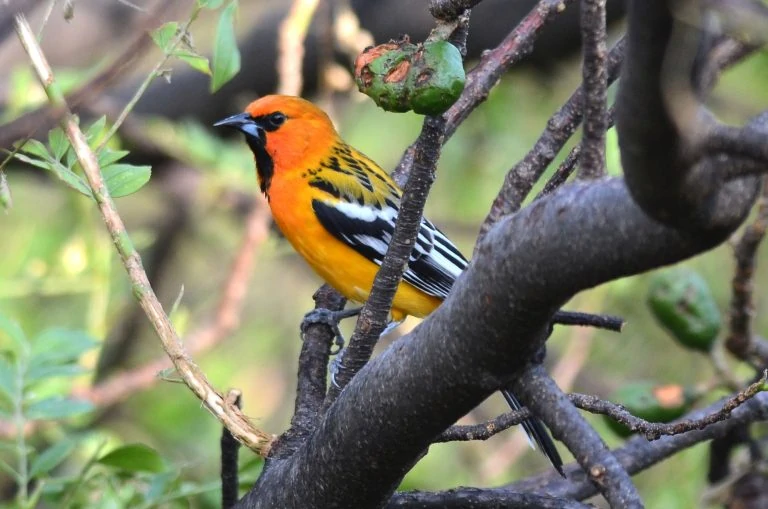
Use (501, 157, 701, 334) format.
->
(215, 95, 564, 475)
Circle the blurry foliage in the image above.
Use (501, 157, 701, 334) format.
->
(1, 6, 768, 507)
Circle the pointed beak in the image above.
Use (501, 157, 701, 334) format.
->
(214, 112, 264, 142)
(213, 112, 253, 129)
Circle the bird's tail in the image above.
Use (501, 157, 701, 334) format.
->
(501, 389, 565, 477)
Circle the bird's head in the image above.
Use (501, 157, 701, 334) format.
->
(214, 95, 339, 195)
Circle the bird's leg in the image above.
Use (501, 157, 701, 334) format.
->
(328, 317, 405, 388)
(301, 307, 362, 354)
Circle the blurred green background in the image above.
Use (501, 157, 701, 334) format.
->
(1, 2, 768, 507)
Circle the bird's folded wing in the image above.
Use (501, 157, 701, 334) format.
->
(312, 197, 468, 299)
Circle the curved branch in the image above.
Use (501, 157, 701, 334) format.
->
(512, 366, 642, 508)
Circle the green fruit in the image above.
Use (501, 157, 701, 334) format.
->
(408, 41, 465, 115)
(647, 268, 722, 352)
(354, 38, 465, 115)
(354, 41, 416, 113)
(604, 382, 693, 437)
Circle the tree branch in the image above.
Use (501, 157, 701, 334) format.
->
(513, 365, 643, 508)
(388, 489, 594, 509)
(577, 0, 608, 179)
(726, 179, 768, 363)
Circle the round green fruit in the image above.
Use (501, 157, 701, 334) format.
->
(647, 268, 722, 352)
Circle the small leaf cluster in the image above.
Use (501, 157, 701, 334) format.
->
(12, 117, 151, 199)
(0, 315, 221, 507)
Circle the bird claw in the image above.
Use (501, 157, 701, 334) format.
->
(301, 307, 361, 354)
(329, 349, 346, 388)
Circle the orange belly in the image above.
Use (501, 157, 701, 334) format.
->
(269, 189, 442, 321)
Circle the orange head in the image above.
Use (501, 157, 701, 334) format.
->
(214, 95, 339, 195)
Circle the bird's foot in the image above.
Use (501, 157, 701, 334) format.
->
(301, 307, 362, 354)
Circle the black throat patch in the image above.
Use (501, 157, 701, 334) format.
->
(246, 136, 274, 195)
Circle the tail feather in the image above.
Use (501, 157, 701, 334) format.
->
(502, 389, 565, 477)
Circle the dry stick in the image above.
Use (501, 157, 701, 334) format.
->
(75, 196, 271, 408)
(13, 13, 274, 455)
(577, 0, 607, 180)
(537, 105, 616, 199)
(476, 37, 625, 243)
(726, 179, 768, 364)
(392, 0, 578, 184)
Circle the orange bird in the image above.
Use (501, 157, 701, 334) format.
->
(215, 95, 563, 475)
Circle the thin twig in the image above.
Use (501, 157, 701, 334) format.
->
(577, 0, 607, 180)
(15, 12, 273, 454)
(537, 105, 616, 199)
(726, 179, 768, 363)
(571, 371, 767, 441)
(552, 310, 624, 332)
(439, 372, 766, 444)
(475, 37, 625, 244)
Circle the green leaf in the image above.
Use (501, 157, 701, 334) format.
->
(198, 0, 225, 8)
(18, 139, 50, 159)
(25, 364, 88, 385)
(48, 127, 68, 161)
(85, 116, 108, 146)
(97, 444, 166, 473)
(12, 152, 53, 170)
(0, 170, 11, 212)
(0, 314, 26, 353)
(30, 328, 98, 366)
(97, 148, 129, 167)
(30, 439, 77, 478)
(152, 22, 179, 53)
(26, 397, 94, 420)
(175, 50, 211, 76)
(14, 153, 92, 196)
(210, 1, 241, 93)
(102, 163, 152, 197)
(0, 356, 17, 403)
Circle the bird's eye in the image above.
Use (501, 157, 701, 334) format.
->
(270, 112, 287, 128)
